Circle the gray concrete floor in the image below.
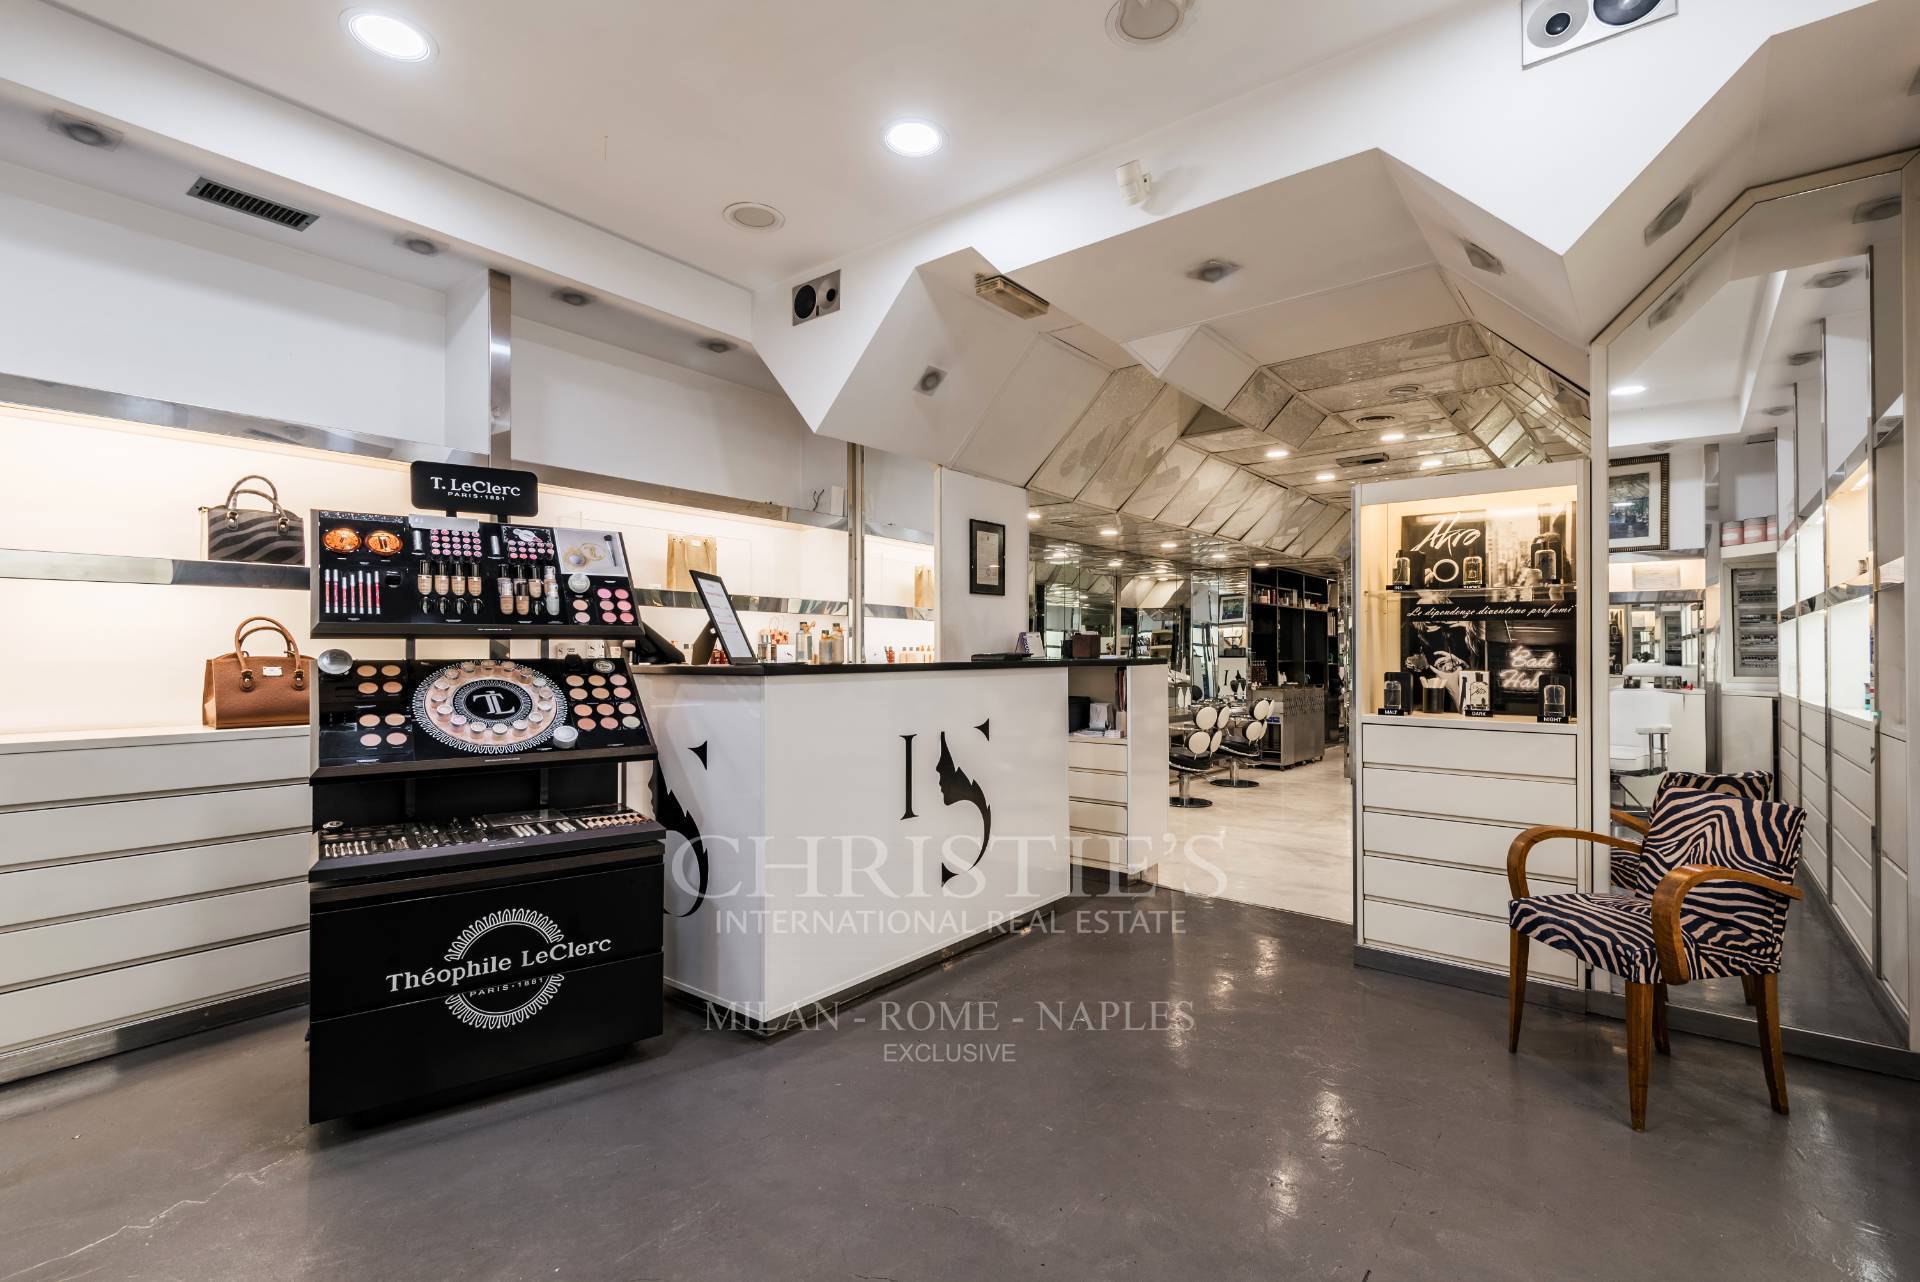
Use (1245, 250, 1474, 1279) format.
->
(2, 889, 1916, 1282)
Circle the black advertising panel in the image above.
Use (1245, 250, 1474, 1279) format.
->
(410, 460, 540, 517)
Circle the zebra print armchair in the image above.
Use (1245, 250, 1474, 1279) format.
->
(1505, 782, 1806, 1131)
(1606, 770, 1774, 893)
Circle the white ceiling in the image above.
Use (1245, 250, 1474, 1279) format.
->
(48, 0, 1479, 292)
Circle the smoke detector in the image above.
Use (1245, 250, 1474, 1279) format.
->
(914, 366, 948, 396)
(1107, 0, 1192, 47)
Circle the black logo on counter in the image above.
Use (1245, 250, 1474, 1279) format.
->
(653, 740, 711, 917)
(902, 721, 994, 886)
(380, 907, 612, 1031)
(410, 461, 540, 517)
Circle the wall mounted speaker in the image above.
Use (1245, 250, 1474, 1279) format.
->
(790, 269, 841, 326)
(1521, 0, 1675, 68)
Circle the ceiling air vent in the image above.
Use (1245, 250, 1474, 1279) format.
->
(1336, 451, 1390, 468)
(186, 177, 318, 231)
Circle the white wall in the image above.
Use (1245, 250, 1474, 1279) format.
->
(0, 157, 448, 444)
(865, 450, 937, 533)
(937, 469, 1028, 659)
(511, 318, 821, 510)
(1718, 441, 1777, 522)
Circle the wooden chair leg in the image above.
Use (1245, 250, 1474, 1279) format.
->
(1741, 974, 1761, 1007)
(1625, 982, 1653, 1131)
(1508, 931, 1529, 1053)
(1653, 982, 1671, 1055)
(1756, 972, 1789, 1115)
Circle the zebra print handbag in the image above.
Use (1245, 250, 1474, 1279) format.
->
(202, 475, 304, 565)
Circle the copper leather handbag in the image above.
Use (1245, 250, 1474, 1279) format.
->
(203, 616, 313, 728)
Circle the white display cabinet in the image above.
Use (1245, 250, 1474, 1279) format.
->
(1351, 462, 1590, 985)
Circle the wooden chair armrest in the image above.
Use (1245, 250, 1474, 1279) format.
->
(1649, 863, 1803, 983)
(1609, 807, 1651, 836)
(1507, 826, 1643, 899)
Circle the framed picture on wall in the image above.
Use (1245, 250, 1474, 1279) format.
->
(968, 519, 1006, 596)
(1608, 454, 1669, 552)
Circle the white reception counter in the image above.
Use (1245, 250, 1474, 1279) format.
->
(631, 658, 1165, 1025)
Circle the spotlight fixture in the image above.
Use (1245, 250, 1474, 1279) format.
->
(1315, 472, 1336, 482)
(1612, 383, 1647, 396)
(1806, 269, 1858, 290)
(1643, 188, 1693, 245)
(556, 289, 592, 307)
(1462, 241, 1505, 275)
(1787, 351, 1820, 367)
(1108, 0, 1191, 46)
(1419, 458, 1443, 470)
(1253, 561, 1269, 569)
(1388, 385, 1422, 398)
(1160, 541, 1179, 549)
(723, 201, 785, 231)
(1188, 259, 1240, 284)
(344, 10, 435, 62)
(1100, 527, 1120, 537)
(1264, 448, 1290, 460)
(702, 339, 734, 354)
(1210, 552, 1226, 562)
(883, 119, 944, 157)
(1108, 559, 1124, 568)
(51, 112, 120, 150)
(1852, 196, 1901, 224)
(1380, 431, 1405, 443)
(400, 236, 439, 256)
(914, 366, 947, 395)
(975, 274, 1049, 319)
(1027, 511, 1042, 521)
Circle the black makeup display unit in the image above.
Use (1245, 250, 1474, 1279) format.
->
(305, 491, 666, 1124)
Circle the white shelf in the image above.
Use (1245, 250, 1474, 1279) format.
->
(0, 723, 308, 755)
(1360, 712, 1578, 734)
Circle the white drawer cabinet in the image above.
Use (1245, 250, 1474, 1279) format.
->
(1362, 811, 1574, 881)
(1068, 767, 1129, 805)
(0, 727, 309, 1081)
(1362, 767, 1576, 829)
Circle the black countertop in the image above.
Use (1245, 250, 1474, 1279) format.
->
(642, 658, 1164, 678)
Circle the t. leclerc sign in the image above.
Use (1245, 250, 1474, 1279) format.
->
(410, 461, 540, 517)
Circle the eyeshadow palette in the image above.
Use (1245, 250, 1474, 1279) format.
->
(312, 510, 638, 638)
(312, 806, 660, 881)
(313, 654, 653, 774)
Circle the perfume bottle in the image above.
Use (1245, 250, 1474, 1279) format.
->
(1391, 550, 1413, 589)
(1541, 682, 1568, 723)
(1462, 554, 1484, 590)
(1530, 515, 1564, 585)
(1383, 677, 1404, 713)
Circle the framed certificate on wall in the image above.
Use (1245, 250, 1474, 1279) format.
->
(969, 519, 1006, 596)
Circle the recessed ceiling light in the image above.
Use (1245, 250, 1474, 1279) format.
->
(344, 10, 435, 62)
(702, 339, 734, 354)
(399, 235, 439, 256)
(1853, 196, 1902, 224)
(1419, 458, 1443, 470)
(1787, 351, 1820, 367)
(1160, 541, 1179, 549)
(1357, 414, 1396, 425)
(1264, 448, 1290, 460)
(1315, 472, 1336, 482)
(883, 119, 944, 157)
(1254, 561, 1269, 568)
(1108, 559, 1124, 568)
(1388, 385, 1422, 398)
(556, 289, 592, 307)
(1211, 553, 1226, 562)
(1107, 0, 1191, 46)
(1379, 431, 1406, 443)
(1462, 242, 1504, 275)
(1027, 511, 1042, 521)
(1100, 527, 1120, 537)
(1188, 259, 1240, 284)
(52, 113, 120, 149)
(1807, 269, 1858, 290)
(1612, 383, 1647, 396)
(723, 201, 785, 231)
(1763, 405, 1792, 416)
(1643, 188, 1693, 245)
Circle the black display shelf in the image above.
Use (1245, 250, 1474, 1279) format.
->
(309, 741, 657, 782)
(311, 619, 656, 641)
